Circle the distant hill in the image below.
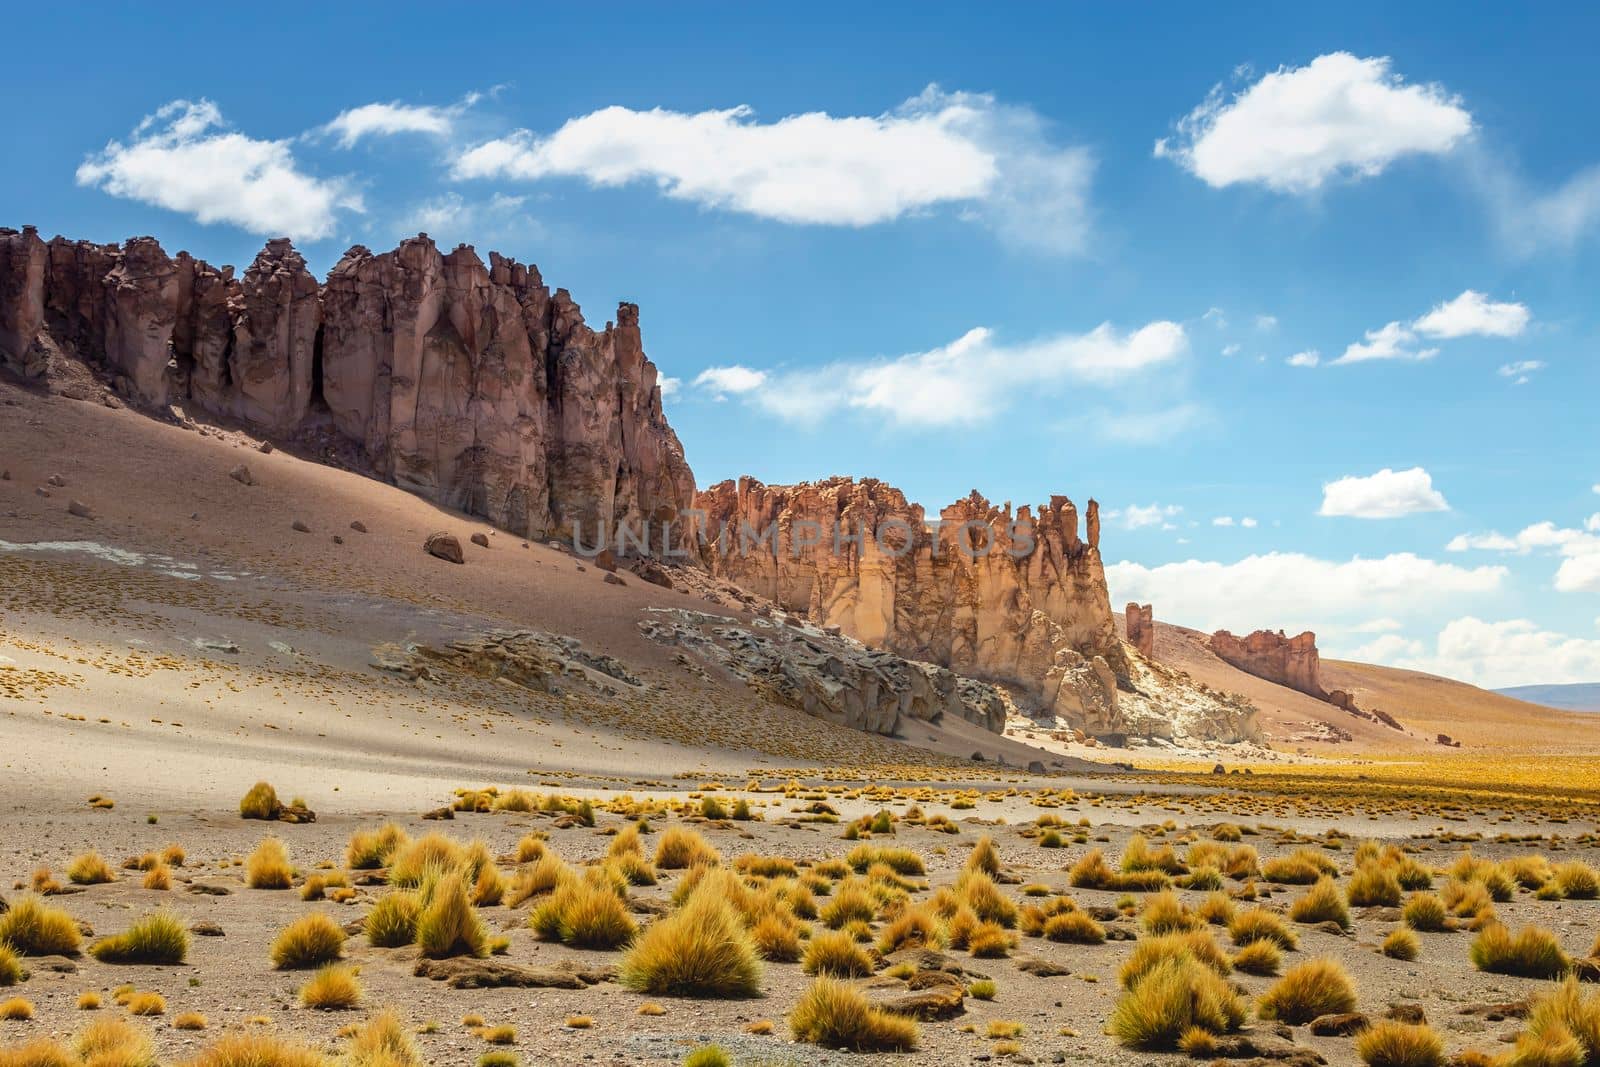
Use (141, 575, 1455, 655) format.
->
(1495, 683, 1600, 712)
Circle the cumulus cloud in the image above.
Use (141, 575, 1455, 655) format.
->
(1213, 516, 1235, 527)
(1155, 52, 1472, 193)
(399, 191, 529, 239)
(1374, 616, 1600, 688)
(657, 375, 681, 399)
(1447, 519, 1600, 593)
(1108, 504, 1184, 530)
(321, 101, 456, 148)
(76, 99, 360, 240)
(1413, 289, 1530, 339)
(1320, 467, 1450, 519)
(1286, 350, 1320, 367)
(1334, 322, 1438, 364)
(1106, 551, 1504, 636)
(693, 365, 768, 399)
(1498, 359, 1545, 384)
(691, 320, 1186, 428)
(453, 86, 1095, 252)
(1241, 517, 1259, 528)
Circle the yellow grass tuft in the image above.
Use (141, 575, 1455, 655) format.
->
(789, 977, 919, 1051)
(1108, 955, 1245, 1049)
(1257, 958, 1358, 1024)
(126, 991, 166, 1016)
(365, 891, 421, 948)
(619, 885, 762, 998)
(1470, 923, 1569, 979)
(0, 997, 34, 1020)
(1383, 927, 1421, 961)
(90, 911, 189, 964)
(300, 964, 363, 1010)
(529, 876, 636, 950)
(1403, 892, 1449, 932)
(1288, 876, 1351, 929)
(239, 781, 282, 820)
(66, 851, 115, 886)
(245, 838, 294, 890)
(802, 930, 874, 978)
(75, 1016, 157, 1065)
(0, 895, 82, 956)
(269, 913, 346, 969)
(179, 1030, 331, 1067)
(173, 1011, 209, 1030)
(1233, 938, 1282, 976)
(415, 872, 489, 959)
(653, 828, 721, 870)
(1355, 1020, 1445, 1067)
(344, 1008, 423, 1067)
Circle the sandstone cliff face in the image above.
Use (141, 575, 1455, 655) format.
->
(0, 226, 694, 550)
(1126, 602, 1154, 659)
(694, 476, 1126, 736)
(1209, 629, 1327, 701)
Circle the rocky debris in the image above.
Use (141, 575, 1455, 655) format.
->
(424, 532, 464, 564)
(1014, 956, 1071, 977)
(1437, 733, 1461, 747)
(414, 957, 613, 989)
(290, 519, 310, 533)
(1384, 1004, 1427, 1025)
(1458, 1000, 1528, 1021)
(470, 532, 490, 548)
(639, 606, 1005, 736)
(1126, 602, 1155, 658)
(47, 473, 65, 487)
(695, 477, 1126, 735)
(258, 441, 274, 454)
(189, 921, 225, 937)
(629, 558, 674, 589)
(186, 883, 231, 896)
(1308, 1013, 1369, 1036)
(349, 520, 367, 533)
(67, 499, 93, 519)
(865, 970, 966, 1020)
(0, 227, 694, 553)
(603, 573, 626, 587)
(375, 628, 643, 699)
(228, 464, 253, 486)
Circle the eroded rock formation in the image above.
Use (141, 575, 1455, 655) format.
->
(0, 226, 694, 551)
(1126, 602, 1154, 659)
(1210, 629, 1327, 700)
(637, 607, 1006, 737)
(693, 476, 1126, 736)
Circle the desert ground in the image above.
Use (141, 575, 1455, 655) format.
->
(7, 377, 1600, 1067)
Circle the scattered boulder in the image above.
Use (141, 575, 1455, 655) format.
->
(592, 548, 618, 572)
(1014, 956, 1070, 977)
(258, 441, 274, 454)
(470, 532, 490, 548)
(47, 473, 65, 487)
(189, 921, 225, 937)
(332, 535, 344, 545)
(868, 970, 966, 1020)
(349, 520, 368, 534)
(413, 957, 612, 989)
(229, 464, 253, 486)
(424, 532, 464, 564)
(1384, 1004, 1426, 1025)
(1308, 1013, 1369, 1036)
(291, 519, 310, 533)
(67, 499, 93, 519)
(603, 573, 626, 587)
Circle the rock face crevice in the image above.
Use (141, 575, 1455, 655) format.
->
(0, 226, 694, 551)
(694, 476, 1128, 736)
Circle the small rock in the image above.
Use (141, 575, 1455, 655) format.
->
(332, 535, 344, 545)
(189, 921, 225, 937)
(34, 486, 49, 497)
(47, 474, 65, 487)
(1027, 760, 1046, 774)
(67, 499, 93, 519)
(349, 521, 368, 534)
(1385, 1004, 1426, 1025)
(257, 441, 274, 454)
(603, 573, 626, 586)
(593, 548, 618, 572)
(424, 532, 465, 565)
(228, 464, 253, 486)
(471, 532, 490, 548)
(0, 470, 10, 480)
(1308, 1013, 1369, 1037)
(291, 519, 310, 533)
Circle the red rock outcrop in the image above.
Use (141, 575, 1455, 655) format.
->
(1209, 629, 1328, 701)
(694, 476, 1126, 736)
(0, 226, 694, 552)
(1126, 602, 1154, 659)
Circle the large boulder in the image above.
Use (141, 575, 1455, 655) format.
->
(425, 532, 465, 564)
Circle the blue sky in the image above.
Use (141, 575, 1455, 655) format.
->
(5, 4, 1599, 687)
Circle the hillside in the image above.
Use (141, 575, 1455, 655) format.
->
(1130, 618, 1599, 754)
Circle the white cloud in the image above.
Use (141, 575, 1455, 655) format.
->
(1498, 359, 1545, 385)
(1413, 289, 1530, 339)
(693, 365, 768, 398)
(399, 191, 530, 240)
(1155, 52, 1472, 193)
(76, 99, 360, 240)
(696, 320, 1187, 428)
(1286, 350, 1320, 367)
(1474, 147, 1600, 256)
(1107, 552, 1505, 636)
(1447, 519, 1600, 594)
(1556, 553, 1600, 593)
(1212, 516, 1235, 527)
(1255, 314, 1278, 332)
(453, 86, 1095, 252)
(1110, 504, 1184, 530)
(1086, 403, 1209, 446)
(1320, 467, 1449, 519)
(1241, 517, 1259, 528)
(321, 101, 456, 148)
(1378, 616, 1600, 688)
(1352, 617, 1404, 634)
(1221, 343, 1242, 357)
(657, 376, 681, 399)
(1334, 321, 1438, 364)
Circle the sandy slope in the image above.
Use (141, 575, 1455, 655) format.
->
(0, 377, 1105, 818)
(1140, 618, 1599, 753)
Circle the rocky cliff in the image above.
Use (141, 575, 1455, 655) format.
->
(1209, 629, 1328, 699)
(693, 476, 1128, 737)
(1126, 602, 1155, 659)
(0, 226, 694, 551)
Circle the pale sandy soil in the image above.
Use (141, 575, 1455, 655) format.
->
(6, 377, 1600, 1066)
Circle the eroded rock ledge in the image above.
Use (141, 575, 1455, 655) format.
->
(0, 226, 694, 550)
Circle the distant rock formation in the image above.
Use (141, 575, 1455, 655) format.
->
(1126, 602, 1155, 659)
(1210, 629, 1328, 700)
(1209, 627, 1399, 732)
(0, 226, 694, 552)
(693, 476, 1127, 737)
